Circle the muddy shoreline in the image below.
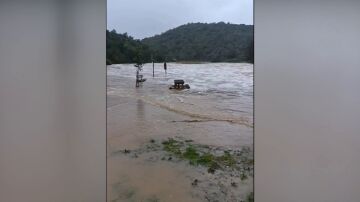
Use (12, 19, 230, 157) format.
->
(107, 94, 253, 202)
(109, 137, 253, 202)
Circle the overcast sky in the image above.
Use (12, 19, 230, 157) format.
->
(107, 0, 253, 39)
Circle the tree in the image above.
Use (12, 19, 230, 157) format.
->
(106, 23, 254, 64)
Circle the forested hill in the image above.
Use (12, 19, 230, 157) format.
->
(106, 22, 253, 64)
(106, 30, 152, 64)
(142, 22, 253, 63)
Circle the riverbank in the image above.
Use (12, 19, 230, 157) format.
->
(107, 95, 253, 202)
(107, 63, 253, 201)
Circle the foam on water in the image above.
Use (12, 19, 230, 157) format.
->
(108, 62, 253, 127)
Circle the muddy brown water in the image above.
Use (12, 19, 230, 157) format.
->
(107, 63, 253, 202)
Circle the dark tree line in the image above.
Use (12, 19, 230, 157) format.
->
(106, 30, 153, 65)
(106, 22, 254, 65)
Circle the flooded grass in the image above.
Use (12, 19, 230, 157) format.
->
(109, 136, 253, 201)
(161, 138, 250, 175)
(217, 151, 237, 167)
(162, 138, 183, 157)
(183, 146, 200, 165)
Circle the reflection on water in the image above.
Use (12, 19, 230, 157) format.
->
(136, 99, 145, 120)
(107, 63, 253, 202)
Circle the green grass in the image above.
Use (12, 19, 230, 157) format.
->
(162, 138, 183, 156)
(197, 153, 215, 166)
(216, 151, 237, 167)
(161, 138, 240, 173)
(183, 146, 200, 165)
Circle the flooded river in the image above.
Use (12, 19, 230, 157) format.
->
(107, 63, 253, 202)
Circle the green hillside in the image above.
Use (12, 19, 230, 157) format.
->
(142, 22, 253, 63)
(106, 22, 253, 64)
(106, 30, 151, 64)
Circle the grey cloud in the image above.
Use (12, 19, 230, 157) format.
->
(107, 0, 253, 39)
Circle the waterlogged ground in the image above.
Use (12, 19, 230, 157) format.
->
(107, 63, 253, 202)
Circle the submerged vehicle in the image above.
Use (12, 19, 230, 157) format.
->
(169, 79, 190, 90)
